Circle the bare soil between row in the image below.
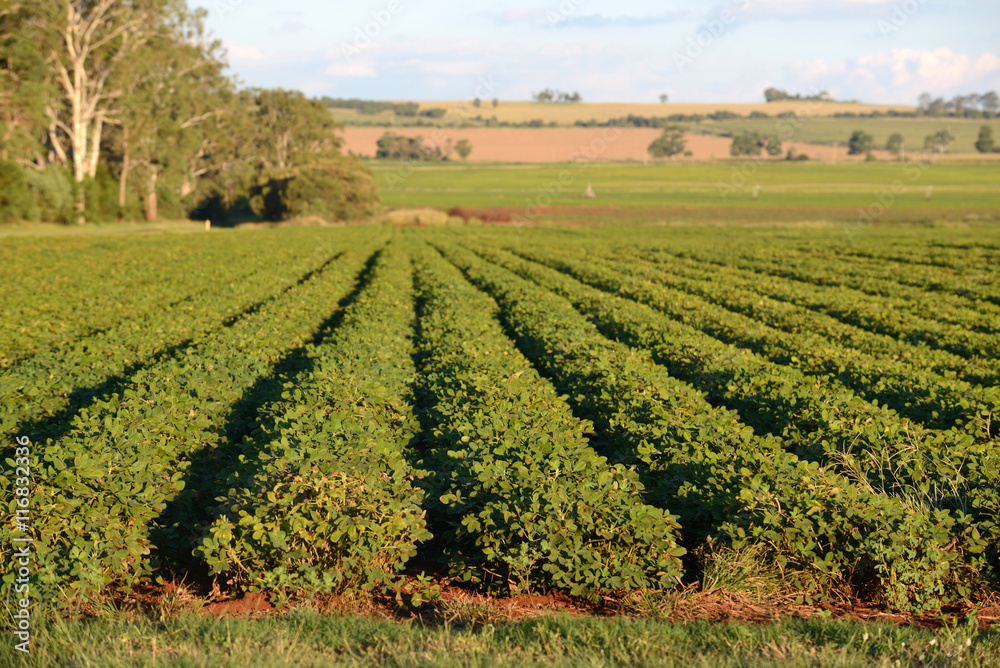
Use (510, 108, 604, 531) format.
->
(118, 578, 1000, 633)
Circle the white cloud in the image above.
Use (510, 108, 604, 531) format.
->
(226, 44, 308, 66)
(326, 62, 378, 77)
(227, 45, 268, 63)
(270, 20, 307, 35)
(740, 0, 898, 21)
(491, 8, 548, 24)
(790, 58, 848, 82)
(299, 80, 333, 95)
(418, 61, 487, 76)
(778, 48, 1000, 103)
(853, 48, 1000, 97)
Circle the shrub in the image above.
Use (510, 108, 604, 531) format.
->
(252, 157, 380, 223)
(375, 132, 445, 161)
(648, 126, 687, 158)
(77, 163, 121, 223)
(975, 126, 995, 153)
(708, 110, 741, 120)
(0, 160, 38, 223)
(924, 129, 955, 153)
(454, 139, 473, 160)
(25, 167, 74, 224)
(848, 130, 874, 155)
(886, 132, 905, 157)
(730, 132, 782, 157)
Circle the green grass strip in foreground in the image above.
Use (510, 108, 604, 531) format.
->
(4, 611, 997, 667)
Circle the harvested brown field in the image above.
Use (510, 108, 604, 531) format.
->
(413, 100, 915, 124)
(341, 127, 909, 163)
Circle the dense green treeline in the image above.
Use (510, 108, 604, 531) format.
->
(0, 1, 378, 225)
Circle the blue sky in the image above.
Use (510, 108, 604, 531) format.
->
(189, 0, 1000, 104)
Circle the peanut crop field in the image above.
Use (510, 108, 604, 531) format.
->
(3, 223, 1000, 665)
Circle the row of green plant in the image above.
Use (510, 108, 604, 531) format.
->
(432, 238, 989, 612)
(827, 239, 998, 273)
(810, 243, 999, 298)
(471, 244, 932, 464)
(0, 230, 344, 445)
(0, 244, 379, 603)
(481, 240, 998, 484)
(709, 243, 1000, 335)
(661, 246, 1000, 375)
(198, 240, 430, 597)
(426, 239, 776, 528)
(612, 243, 987, 381)
(4, 226, 999, 613)
(507, 242, 998, 442)
(0, 234, 258, 367)
(410, 239, 684, 596)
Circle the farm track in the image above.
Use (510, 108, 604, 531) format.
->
(3, 225, 999, 616)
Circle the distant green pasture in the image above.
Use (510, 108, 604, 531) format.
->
(370, 162, 1000, 217)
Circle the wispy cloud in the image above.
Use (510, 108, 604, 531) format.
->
(199, 1, 999, 104)
(270, 20, 308, 35)
(555, 12, 693, 28)
(783, 48, 1000, 103)
(853, 48, 1000, 95)
(483, 7, 692, 28)
(326, 61, 379, 77)
(741, 0, 898, 21)
(489, 8, 549, 24)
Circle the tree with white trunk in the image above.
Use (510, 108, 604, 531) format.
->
(42, 1, 167, 222)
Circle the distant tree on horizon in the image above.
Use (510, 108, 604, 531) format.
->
(375, 132, 446, 161)
(976, 126, 995, 153)
(924, 129, 954, 153)
(917, 90, 999, 117)
(532, 89, 582, 103)
(764, 88, 832, 103)
(886, 133, 904, 157)
(647, 126, 686, 158)
(848, 130, 874, 155)
(454, 139, 473, 160)
(730, 131, 782, 157)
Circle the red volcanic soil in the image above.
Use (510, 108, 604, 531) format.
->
(440, 204, 987, 226)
